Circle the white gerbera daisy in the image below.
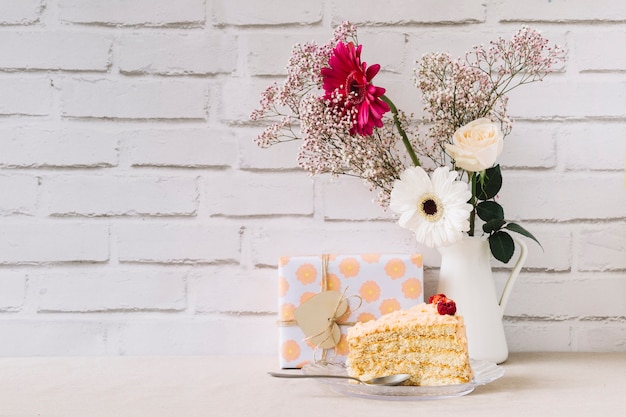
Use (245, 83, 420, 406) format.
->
(390, 166, 472, 248)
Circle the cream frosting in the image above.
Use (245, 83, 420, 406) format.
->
(348, 302, 466, 339)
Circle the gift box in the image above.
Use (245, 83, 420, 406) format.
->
(277, 253, 424, 368)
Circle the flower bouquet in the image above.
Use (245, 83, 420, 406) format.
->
(251, 22, 565, 262)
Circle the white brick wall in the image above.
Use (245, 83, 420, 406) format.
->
(0, 0, 623, 356)
(0, 0, 43, 25)
(58, 0, 206, 26)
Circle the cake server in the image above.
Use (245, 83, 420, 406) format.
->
(268, 371, 410, 386)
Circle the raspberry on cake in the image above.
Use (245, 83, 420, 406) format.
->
(428, 293, 448, 305)
(436, 299, 457, 315)
(346, 294, 472, 386)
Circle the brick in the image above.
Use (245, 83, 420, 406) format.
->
(117, 315, 276, 355)
(508, 79, 626, 119)
(0, 319, 108, 356)
(357, 30, 409, 74)
(504, 274, 626, 318)
(578, 224, 626, 271)
(239, 127, 301, 170)
(190, 266, 275, 313)
(0, 78, 51, 116)
(43, 175, 198, 217)
(249, 221, 428, 267)
(0, 126, 118, 168)
(499, 122, 557, 169)
(332, 0, 484, 24)
(0, 31, 112, 71)
(559, 122, 626, 170)
(491, 224, 572, 271)
(117, 223, 240, 264)
(59, 78, 208, 120)
(126, 128, 237, 168)
(409, 28, 483, 61)
(206, 171, 313, 217)
(118, 32, 236, 76)
(37, 269, 186, 312)
(223, 78, 280, 122)
(320, 176, 393, 221)
(411, 28, 566, 79)
(574, 30, 626, 72)
(245, 31, 329, 76)
(504, 320, 572, 352)
(207, 316, 276, 354)
(0, 271, 26, 311)
(0, 223, 109, 264)
(59, 0, 205, 26)
(0, 175, 38, 215)
(214, 0, 322, 26)
(572, 322, 626, 351)
(0, 0, 43, 24)
(374, 72, 424, 117)
(497, 173, 626, 221)
(118, 319, 212, 355)
(498, 0, 626, 22)
(408, 29, 565, 64)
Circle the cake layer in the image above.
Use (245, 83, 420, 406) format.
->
(348, 353, 472, 385)
(348, 328, 466, 352)
(349, 349, 470, 368)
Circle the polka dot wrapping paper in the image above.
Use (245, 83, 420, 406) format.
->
(277, 253, 424, 369)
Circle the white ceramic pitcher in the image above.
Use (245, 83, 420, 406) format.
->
(436, 235, 527, 364)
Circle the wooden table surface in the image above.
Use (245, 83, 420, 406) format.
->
(0, 352, 624, 417)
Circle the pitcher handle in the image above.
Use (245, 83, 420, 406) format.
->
(498, 235, 528, 312)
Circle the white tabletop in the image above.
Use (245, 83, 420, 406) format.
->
(0, 352, 624, 416)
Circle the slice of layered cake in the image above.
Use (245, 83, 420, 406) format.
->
(346, 294, 472, 386)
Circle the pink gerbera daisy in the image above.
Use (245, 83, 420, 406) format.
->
(321, 42, 390, 136)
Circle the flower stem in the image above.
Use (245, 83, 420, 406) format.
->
(381, 95, 420, 167)
(469, 172, 477, 236)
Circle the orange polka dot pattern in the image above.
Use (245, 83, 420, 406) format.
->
(281, 340, 301, 363)
(277, 254, 423, 368)
(401, 278, 423, 300)
(359, 280, 381, 303)
(384, 258, 406, 279)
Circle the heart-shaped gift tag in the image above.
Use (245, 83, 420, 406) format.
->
(293, 290, 349, 349)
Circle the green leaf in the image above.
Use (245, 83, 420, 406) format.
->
(476, 165, 502, 200)
(483, 219, 506, 234)
(476, 201, 505, 221)
(489, 231, 515, 263)
(505, 223, 543, 249)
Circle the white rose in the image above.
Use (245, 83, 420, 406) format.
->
(445, 118, 504, 172)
